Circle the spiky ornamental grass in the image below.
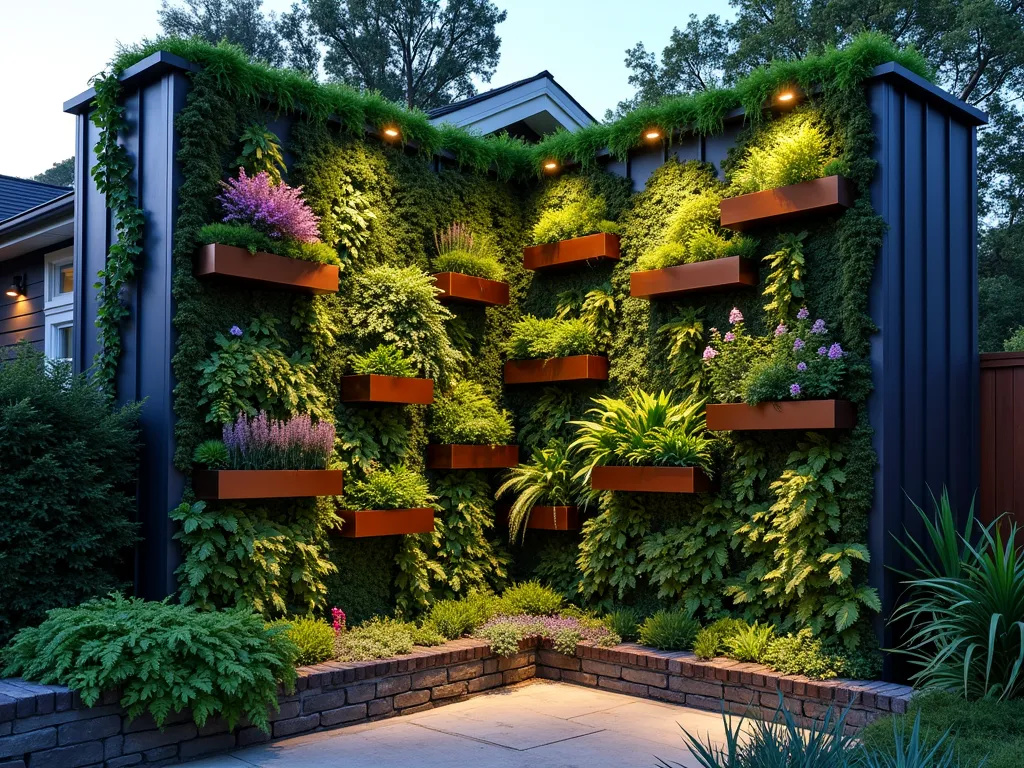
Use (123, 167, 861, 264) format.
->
(497, 440, 587, 543)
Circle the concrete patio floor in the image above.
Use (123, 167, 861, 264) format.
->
(187, 680, 732, 767)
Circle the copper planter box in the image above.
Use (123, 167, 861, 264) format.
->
(523, 233, 620, 271)
(630, 256, 758, 299)
(497, 505, 579, 532)
(426, 444, 520, 469)
(590, 465, 712, 493)
(504, 355, 609, 384)
(706, 400, 856, 431)
(195, 243, 340, 294)
(719, 175, 854, 231)
(337, 508, 435, 537)
(193, 469, 343, 500)
(339, 374, 434, 404)
(433, 272, 510, 306)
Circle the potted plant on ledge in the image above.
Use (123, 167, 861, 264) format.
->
(431, 222, 509, 306)
(426, 380, 518, 469)
(570, 389, 714, 493)
(523, 196, 620, 271)
(496, 440, 588, 538)
(703, 307, 856, 431)
(192, 411, 341, 499)
(503, 315, 608, 384)
(339, 343, 434, 405)
(337, 464, 436, 537)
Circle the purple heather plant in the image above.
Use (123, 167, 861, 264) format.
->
(828, 343, 845, 360)
(724, 332, 736, 342)
(218, 169, 321, 243)
(475, 613, 619, 657)
(793, 337, 805, 351)
(703, 346, 718, 360)
(797, 306, 810, 320)
(811, 318, 827, 334)
(775, 324, 788, 336)
(222, 410, 335, 470)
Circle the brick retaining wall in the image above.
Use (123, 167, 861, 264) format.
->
(0, 638, 909, 766)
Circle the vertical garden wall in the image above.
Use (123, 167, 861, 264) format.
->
(63, 37, 985, 678)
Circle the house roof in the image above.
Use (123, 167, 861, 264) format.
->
(0, 174, 71, 223)
(426, 71, 597, 139)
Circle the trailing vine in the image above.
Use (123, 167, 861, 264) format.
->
(88, 72, 146, 398)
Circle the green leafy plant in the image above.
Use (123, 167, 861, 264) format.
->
(519, 387, 580, 453)
(506, 316, 598, 360)
(731, 112, 841, 194)
(1004, 327, 1024, 352)
(342, 265, 463, 389)
(235, 123, 286, 183)
(570, 389, 712, 474)
(0, 347, 140, 643)
(433, 222, 505, 281)
(858, 712, 963, 768)
(271, 616, 335, 666)
(638, 610, 700, 650)
(193, 439, 229, 468)
(497, 440, 587, 543)
(334, 617, 444, 661)
(171, 500, 337, 616)
(425, 592, 498, 640)
(763, 231, 807, 324)
(430, 380, 514, 445)
(556, 285, 617, 354)
(605, 608, 642, 642)
(343, 465, 434, 511)
(350, 343, 417, 377)
(196, 315, 328, 424)
(1, 594, 297, 731)
(532, 197, 618, 244)
(893, 489, 1024, 701)
(760, 628, 880, 679)
(693, 618, 749, 659)
(724, 621, 775, 663)
(198, 222, 339, 264)
(330, 173, 376, 264)
(497, 581, 564, 616)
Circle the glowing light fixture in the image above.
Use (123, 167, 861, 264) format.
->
(645, 129, 661, 140)
(383, 127, 400, 138)
(543, 160, 558, 171)
(777, 91, 796, 102)
(5, 274, 26, 299)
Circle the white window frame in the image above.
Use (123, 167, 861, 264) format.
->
(43, 247, 74, 362)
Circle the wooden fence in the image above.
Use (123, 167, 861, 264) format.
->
(980, 352, 1024, 525)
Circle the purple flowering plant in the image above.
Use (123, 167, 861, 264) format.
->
(221, 410, 335, 470)
(218, 169, 322, 243)
(475, 612, 620, 657)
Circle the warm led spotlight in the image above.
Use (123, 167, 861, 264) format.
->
(777, 91, 795, 102)
(543, 161, 558, 171)
(5, 275, 25, 299)
(383, 127, 400, 138)
(645, 129, 661, 140)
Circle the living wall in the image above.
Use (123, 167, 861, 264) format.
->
(89, 34, 930, 650)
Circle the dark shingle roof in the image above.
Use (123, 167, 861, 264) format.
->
(426, 71, 597, 123)
(0, 174, 71, 223)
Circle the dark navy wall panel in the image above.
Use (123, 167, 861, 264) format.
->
(71, 69, 191, 600)
(867, 77, 980, 673)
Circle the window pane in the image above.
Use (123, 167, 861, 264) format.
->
(57, 325, 72, 360)
(59, 265, 74, 294)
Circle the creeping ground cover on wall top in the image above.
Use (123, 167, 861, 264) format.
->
(80, 33, 934, 668)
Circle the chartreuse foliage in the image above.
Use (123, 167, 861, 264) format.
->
(270, 616, 334, 666)
(1, 595, 297, 732)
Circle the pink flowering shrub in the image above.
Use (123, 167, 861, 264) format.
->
(222, 410, 335, 470)
(218, 169, 321, 243)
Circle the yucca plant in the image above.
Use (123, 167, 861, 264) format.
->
(893, 487, 1024, 701)
(857, 713, 961, 768)
(496, 440, 587, 542)
(569, 389, 712, 478)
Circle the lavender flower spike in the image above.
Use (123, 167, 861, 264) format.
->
(797, 307, 810, 320)
(793, 338, 805, 351)
(811, 319, 827, 334)
(828, 343, 845, 360)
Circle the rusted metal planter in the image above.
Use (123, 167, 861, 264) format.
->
(194, 243, 339, 294)
(706, 400, 856, 431)
(339, 374, 434, 404)
(630, 256, 758, 299)
(433, 272, 510, 306)
(193, 469, 343, 500)
(719, 175, 854, 231)
(523, 233, 620, 271)
(426, 444, 520, 470)
(590, 466, 713, 493)
(504, 355, 609, 384)
(337, 508, 435, 537)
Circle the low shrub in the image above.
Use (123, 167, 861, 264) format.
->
(506, 316, 597, 360)
(638, 610, 700, 651)
(760, 628, 880, 680)
(861, 692, 1022, 768)
(1, 595, 297, 731)
(498, 581, 564, 616)
(334, 617, 444, 661)
(1003, 326, 1024, 352)
(532, 198, 618, 244)
(475, 613, 620, 657)
(434, 251, 505, 281)
(724, 621, 774, 663)
(198, 222, 339, 264)
(692, 618, 749, 660)
(730, 111, 841, 195)
(605, 608, 642, 642)
(430, 380, 514, 445)
(0, 347, 140, 643)
(343, 464, 434, 510)
(350, 343, 417, 377)
(272, 616, 335, 666)
(425, 593, 498, 640)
